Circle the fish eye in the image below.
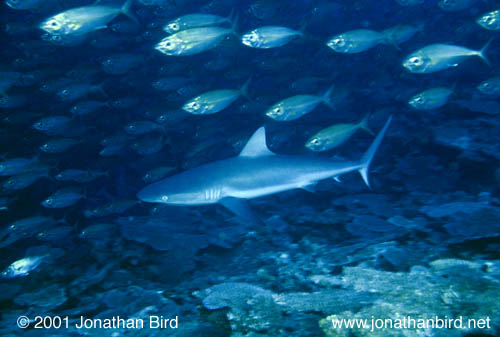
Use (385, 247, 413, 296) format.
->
(189, 102, 200, 110)
(311, 138, 320, 145)
(409, 57, 423, 66)
(273, 107, 282, 115)
(45, 198, 52, 204)
(48, 20, 60, 29)
(41, 144, 49, 150)
(414, 97, 424, 103)
(161, 195, 168, 201)
(61, 89, 69, 96)
(169, 23, 179, 31)
(249, 32, 258, 42)
(104, 59, 113, 65)
(164, 40, 175, 50)
(333, 38, 345, 47)
(128, 125, 136, 130)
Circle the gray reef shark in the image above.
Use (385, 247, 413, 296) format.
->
(137, 116, 392, 224)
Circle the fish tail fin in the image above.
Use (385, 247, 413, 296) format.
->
(226, 8, 236, 23)
(322, 84, 335, 109)
(298, 18, 308, 35)
(240, 77, 252, 99)
(121, 0, 139, 25)
(360, 114, 374, 135)
(358, 115, 392, 188)
(230, 13, 239, 36)
(478, 37, 493, 67)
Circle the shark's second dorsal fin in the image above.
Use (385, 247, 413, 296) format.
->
(239, 127, 275, 157)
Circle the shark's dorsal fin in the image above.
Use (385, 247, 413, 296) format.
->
(239, 127, 275, 157)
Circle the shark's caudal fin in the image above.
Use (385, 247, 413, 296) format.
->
(358, 115, 392, 188)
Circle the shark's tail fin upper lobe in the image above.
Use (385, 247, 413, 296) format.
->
(358, 115, 392, 188)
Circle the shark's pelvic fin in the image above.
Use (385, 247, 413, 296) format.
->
(358, 115, 392, 188)
(239, 127, 275, 157)
(220, 197, 264, 226)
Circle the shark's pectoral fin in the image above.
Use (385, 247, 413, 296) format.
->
(220, 197, 264, 226)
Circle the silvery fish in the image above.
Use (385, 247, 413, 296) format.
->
(1, 255, 47, 278)
(143, 166, 176, 183)
(182, 79, 250, 115)
(124, 121, 164, 135)
(402, 40, 492, 74)
(382, 24, 422, 46)
(477, 10, 500, 31)
(41, 186, 84, 208)
(408, 87, 453, 110)
(266, 85, 334, 121)
(3, 171, 50, 192)
(55, 169, 108, 183)
(155, 18, 237, 56)
(326, 29, 385, 53)
(477, 77, 500, 95)
(241, 26, 303, 49)
(40, 0, 136, 38)
(438, 0, 478, 12)
(163, 12, 231, 34)
(5, 0, 50, 10)
(0, 156, 38, 176)
(395, 0, 424, 5)
(40, 138, 80, 153)
(305, 115, 374, 152)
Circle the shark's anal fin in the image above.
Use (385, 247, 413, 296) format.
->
(239, 127, 275, 157)
(220, 197, 264, 226)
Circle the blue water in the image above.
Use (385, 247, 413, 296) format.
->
(1, 0, 499, 336)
